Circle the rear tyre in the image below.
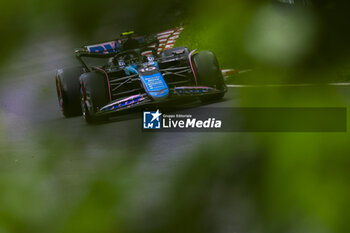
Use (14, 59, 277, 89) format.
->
(56, 67, 84, 117)
(192, 51, 226, 102)
(80, 71, 110, 124)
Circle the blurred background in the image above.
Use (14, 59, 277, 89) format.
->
(0, 0, 349, 233)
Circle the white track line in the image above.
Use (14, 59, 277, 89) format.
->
(328, 83, 350, 86)
(221, 69, 350, 87)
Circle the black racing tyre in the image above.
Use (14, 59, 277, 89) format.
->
(192, 51, 226, 102)
(80, 71, 110, 124)
(56, 67, 84, 117)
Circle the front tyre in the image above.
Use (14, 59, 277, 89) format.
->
(80, 71, 110, 124)
(56, 67, 85, 117)
(192, 51, 226, 102)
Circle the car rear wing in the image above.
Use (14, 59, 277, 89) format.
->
(75, 27, 184, 56)
(74, 27, 185, 70)
(75, 37, 143, 57)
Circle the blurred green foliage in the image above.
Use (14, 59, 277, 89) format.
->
(176, 1, 259, 69)
(0, 0, 185, 64)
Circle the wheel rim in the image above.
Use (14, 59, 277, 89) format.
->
(80, 98, 86, 120)
(80, 81, 93, 122)
(56, 76, 65, 115)
(80, 81, 87, 120)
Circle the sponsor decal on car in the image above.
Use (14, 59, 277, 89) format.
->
(87, 41, 120, 54)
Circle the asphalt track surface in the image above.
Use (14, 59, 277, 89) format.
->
(1, 35, 350, 220)
(0, 34, 240, 173)
(1, 34, 349, 161)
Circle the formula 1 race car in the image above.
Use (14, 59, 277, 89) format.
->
(56, 29, 227, 123)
